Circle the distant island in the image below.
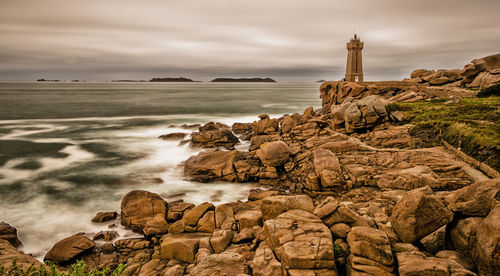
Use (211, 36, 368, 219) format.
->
(149, 77, 198, 82)
(211, 77, 276, 82)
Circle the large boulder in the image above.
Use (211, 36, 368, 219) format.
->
(260, 195, 315, 221)
(44, 235, 95, 265)
(346, 227, 395, 276)
(191, 128, 239, 149)
(330, 95, 387, 133)
(263, 210, 337, 273)
(448, 217, 483, 253)
(446, 178, 500, 216)
(184, 150, 242, 182)
(475, 203, 500, 275)
(191, 252, 250, 275)
(160, 233, 211, 263)
(182, 202, 215, 227)
(0, 239, 42, 271)
(390, 187, 454, 243)
(256, 141, 290, 167)
(120, 190, 169, 236)
(0, 222, 22, 248)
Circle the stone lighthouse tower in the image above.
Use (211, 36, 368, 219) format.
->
(345, 34, 364, 82)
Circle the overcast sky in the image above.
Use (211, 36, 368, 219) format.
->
(0, 0, 499, 81)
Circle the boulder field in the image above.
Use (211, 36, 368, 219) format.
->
(1, 60, 500, 275)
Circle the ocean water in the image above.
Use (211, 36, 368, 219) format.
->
(0, 81, 321, 259)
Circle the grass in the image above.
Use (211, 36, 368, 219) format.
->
(387, 96, 500, 171)
(0, 260, 125, 276)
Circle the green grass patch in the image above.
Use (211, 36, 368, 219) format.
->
(0, 259, 125, 276)
(389, 96, 500, 171)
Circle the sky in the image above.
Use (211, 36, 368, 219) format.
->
(0, 0, 499, 82)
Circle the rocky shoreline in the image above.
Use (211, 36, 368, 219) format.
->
(1, 54, 499, 275)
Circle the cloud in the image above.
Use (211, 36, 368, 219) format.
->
(0, 0, 499, 81)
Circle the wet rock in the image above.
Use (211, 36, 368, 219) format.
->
(191, 128, 239, 149)
(446, 178, 500, 216)
(159, 132, 188, 141)
(160, 233, 211, 263)
(184, 150, 242, 182)
(390, 187, 453, 243)
(91, 211, 118, 223)
(120, 190, 169, 236)
(346, 226, 395, 275)
(256, 141, 291, 167)
(474, 203, 500, 275)
(93, 231, 119, 241)
(191, 251, 250, 275)
(263, 209, 336, 272)
(0, 222, 22, 248)
(0, 239, 42, 271)
(44, 235, 95, 265)
(260, 195, 315, 220)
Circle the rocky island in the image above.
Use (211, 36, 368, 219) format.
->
(1, 53, 499, 276)
(211, 77, 276, 82)
(149, 77, 199, 82)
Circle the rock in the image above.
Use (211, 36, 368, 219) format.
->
(250, 241, 282, 276)
(303, 106, 316, 117)
(448, 217, 483, 253)
(167, 202, 194, 221)
(0, 222, 22, 248)
(330, 223, 351, 238)
(420, 225, 446, 254)
(249, 134, 281, 151)
(160, 233, 211, 263)
(474, 203, 500, 275)
(215, 204, 236, 230)
(429, 76, 452, 85)
(120, 190, 169, 236)
(446, 178, 500, 216)
(313, 148, 343, 188)
(197, 210, 215, 232)
(397, 250, 475, 276)
(184, 150, 242, 182)
(252, 116, 280, 135)
(435, 251, 475, 272)
(256, 141, 290, 167)
(248, 189, 280, 201)
(236, 209, 263, 229)
(346, 227, 395, 276)
(281, 116, 298, 133)
(44, 235, 95, 265)
(232, 122, 252, 134)
(410, 69, 435, 79)
(159, 132, 188, 141)
(198, 121, 229, 131)
(209, 230, 233, 253)
(191, 252, 250, 275)
(0, 239, 42, 271)
(163, 264, 185, 276)
(313, 197, 339, 219)
(168, 220, 186, 234)
(91, 211, 118, 223)
(183, 202, 215, 227)
(390, 187, 453, 243)
(260, 195, 315, 221)
(93, 231, 119, 241)
(376, 166, 441, 190)
(191, 128, 239, 149)
(263, 209, 336, 271)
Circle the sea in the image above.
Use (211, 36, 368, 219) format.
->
(0, 81, 321, 259)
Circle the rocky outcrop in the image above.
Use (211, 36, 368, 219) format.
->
(91, 211, 118, 223)
(120, 190, 169, 236)
(330, 95, 388, 132)
(190, 124, 239, 149)
(44, 235, 95, 265)
(0, 239, 42, 271)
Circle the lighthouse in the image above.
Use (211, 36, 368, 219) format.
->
(345, 34, 364, 82)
